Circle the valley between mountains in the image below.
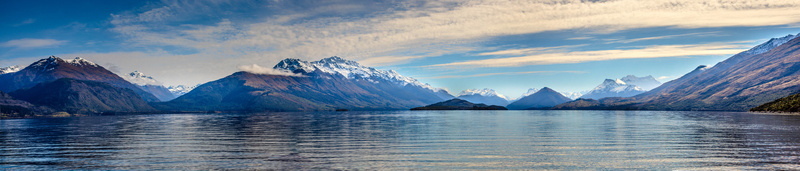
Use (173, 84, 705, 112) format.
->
(2, 33, 800, 118)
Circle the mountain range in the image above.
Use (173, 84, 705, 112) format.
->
(2, 33, 800, 117)
(0, 56, 160, 102)
(556, 33, 800, 111)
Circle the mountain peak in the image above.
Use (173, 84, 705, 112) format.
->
(742, 33, 800, 55)
(539, 87, 556, 92)
(0, 65, 21, 74)
(619, 75, 661, 91)
(123, 70, 161, 86)
(458, 88, 507, 99)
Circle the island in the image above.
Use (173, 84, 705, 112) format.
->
(411, 98, 508, 110)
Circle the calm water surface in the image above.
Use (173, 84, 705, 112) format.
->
(2, 110, 800, 170)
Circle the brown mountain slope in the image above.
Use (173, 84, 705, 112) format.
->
(9, 78, 156, 114)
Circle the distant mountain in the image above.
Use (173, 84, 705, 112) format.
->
(123, 71, 175, 101)
(0, 65, 21, 74)
(511, 88, 538, 101)
(579, 79, 646, 100)
(456, 88, 509, 106)
(167, 85, 196, 97)
(9, 78, 156, 114)
(559, 91, 585, 100)
(620, 75, 661, 91)
(750, 92, 800, 113)
(559, 33, 800, 111)
(506, 87, 572, 110)
(153, 56, 452, 111)
(0, 56, 160, 102)
(411, 98, 507, 110)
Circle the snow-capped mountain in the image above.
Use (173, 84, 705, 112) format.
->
(579, 79, 645, 100)
(121, 71, 174, 101)
(160, 56, 454, 111)
(512, 88, 539, 101)
(123, 71, 162, 86)
(560, 91, 586, 100)
(274, 56, 445, 93)
(168, 85, 196, 97)
(620, 75, 661, 91)
(0, 65, 21, 74)
(742, 33, 799, 55)
(456, 88, 509, 106)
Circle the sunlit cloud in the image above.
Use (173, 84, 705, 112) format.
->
(605, 32, 722, 44)
(430, 42, 750, 68)
(108, 0, 800, 67)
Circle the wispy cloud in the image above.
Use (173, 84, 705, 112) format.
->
(657, 76, 671, 80)
(12, 19, 35, 27)
(1, 38, 67, 49)
(430, 42, 750, 68)
(422, 71, 584, 79)
(605, 32, 721, 44)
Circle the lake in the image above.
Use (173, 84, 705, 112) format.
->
(2, 110, 800, 170)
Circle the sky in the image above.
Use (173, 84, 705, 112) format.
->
(2, 0, 800, 99)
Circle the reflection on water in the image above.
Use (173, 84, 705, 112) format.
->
(2, 111, 800, 170)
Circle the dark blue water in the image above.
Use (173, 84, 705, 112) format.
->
(2, 110, 800, 170)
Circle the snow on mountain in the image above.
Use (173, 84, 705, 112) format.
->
(0, 65, 21, 74)
(457, 88, 509, 100)
(511, 88, 538, 101)
(123, 71, 162, 86)
(560, 91, 586, 100)
(579, 79, 645, 100)
(620, 75, 661, 91)
(273, 56, 447, 93)
(456, 88, 510, 106)
(168, 85, 196, 97)
(742, 33, 800, 55)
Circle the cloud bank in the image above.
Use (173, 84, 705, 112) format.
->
(237, 64, 306, 77)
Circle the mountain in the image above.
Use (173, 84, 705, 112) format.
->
(560, 91, 585, 100)
(558, 33, 800, 111)
(620, 75, 661, 91)
(411, 98, 507, 110)
(750, 92, 800, 113)
(152, 56, 453, 111)
(455, 88, 509, 106)
(0, 65, 21, 74)
(9, 78, 156, 114)
(123, 71, 175, 101)
(511, 88, 538, 101)
(0, 56, 160, 102)
(579, 79, 646, 100)
(506, 87, 572, 110)
(168, 85, 196, 97)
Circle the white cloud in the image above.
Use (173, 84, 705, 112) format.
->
(1, 38, 67, 49)
(237, 64, 306, 77)
(657, 76, 671, 80)
(430, 42, 750, 68)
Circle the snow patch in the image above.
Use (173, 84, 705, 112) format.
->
(0, 65, 21, 74)
(123, 71, 162, 86)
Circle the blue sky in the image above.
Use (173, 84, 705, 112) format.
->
(2, 0, 800, 98)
